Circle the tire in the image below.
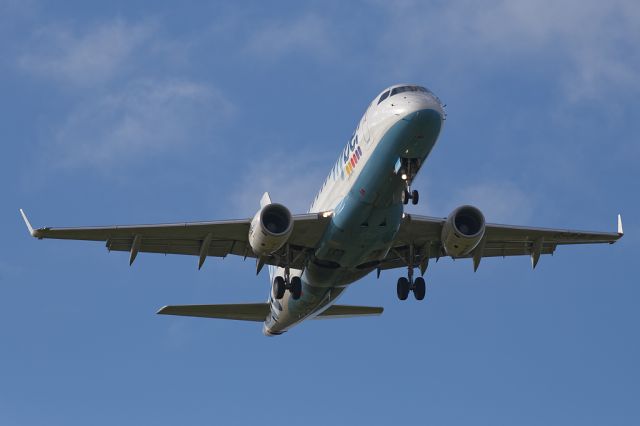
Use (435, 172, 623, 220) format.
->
(397, 277, 410, 300)
(411, 190, 419, 205)
(413, 277, 426, 300)
(273, 276, 286, 300)
(290, 276, 302, 300)
(402, 189, 410, 205)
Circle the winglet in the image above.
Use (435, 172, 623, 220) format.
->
(19, 209, 37, 237)
(617, 214, 624, 236)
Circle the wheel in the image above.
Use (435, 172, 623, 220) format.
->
(273, 276, 286, 300)
(413, 277, 426, 300)
(290, 276, 302, 300)
(402, 189, 410, 205)
(397, 277, 410, 300)
(411, 190, 419, 205)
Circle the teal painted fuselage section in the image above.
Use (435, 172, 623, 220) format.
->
(264, 108, 443, 335)
(306, 108, 442, 285)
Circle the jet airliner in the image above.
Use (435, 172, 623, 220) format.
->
(20, 84, 623, 336)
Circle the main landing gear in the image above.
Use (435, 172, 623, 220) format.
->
(399, 158, 420, 205)
(271, 243, 302, 300)
(395, 242, 427, 301)
(396, 275, 426, 301)
(272, 275, 302, 300)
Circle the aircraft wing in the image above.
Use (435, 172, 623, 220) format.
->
(19, 209, 331, 269)
(380, 213, 623, 272)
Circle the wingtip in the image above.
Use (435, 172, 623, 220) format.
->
(19, 209, 37, 237)
(617, 214, 624, 236)
(156, 306, 169, 315)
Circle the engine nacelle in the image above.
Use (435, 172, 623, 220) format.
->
(441, 205, 486, 257)
(248, 203, 293, 257)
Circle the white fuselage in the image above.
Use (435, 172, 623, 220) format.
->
(264, 85, 445, 335)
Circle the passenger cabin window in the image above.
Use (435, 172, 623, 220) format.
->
(377, 91, 390, 104)
(390, 85, 428, 97)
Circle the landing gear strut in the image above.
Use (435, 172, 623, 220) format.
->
(271, 244, 302, 300)
(399, 158, 420, 205)
(395, 242, 428, 301)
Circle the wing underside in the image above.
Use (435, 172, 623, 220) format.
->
(19, 209, 622, 273)
(380, 213, 623, 271)
(19, 210, 330, 270)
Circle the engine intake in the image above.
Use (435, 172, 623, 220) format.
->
(441, 205, 485, 257)
(248, 203, 293, 257)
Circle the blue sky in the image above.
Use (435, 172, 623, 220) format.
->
(1, 1, 639, 424)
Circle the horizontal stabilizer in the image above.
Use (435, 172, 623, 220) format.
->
(316, 304, 384, 319)
(157, 303, 384, 322)
(157, 303, 269, 322)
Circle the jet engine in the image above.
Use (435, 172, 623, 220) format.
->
(248, 203, 293, 257)
(441, 205, 485, 257)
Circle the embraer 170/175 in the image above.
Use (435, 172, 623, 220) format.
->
(20, 84, 623, 336)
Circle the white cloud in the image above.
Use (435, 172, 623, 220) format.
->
(47, 79, 233, 171)
(374, 0, 640, 101)
(18, 19, 156, 87)
(244, 13, 335, 61)
(446, 181, 534, 224)
(228, 148, 331, 216)
(16, 17, 231, 175)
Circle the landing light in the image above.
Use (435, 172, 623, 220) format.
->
(401, 173, 408, 180)
(322, 211, 333, 218)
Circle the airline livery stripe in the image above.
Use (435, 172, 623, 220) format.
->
(345, 146, 363, 176)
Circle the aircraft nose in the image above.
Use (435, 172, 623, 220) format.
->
(394, 91, 446, 124)
(398, 105, 444, 158)
(421, 93, 446, 121)
(407, 106, 444, 128)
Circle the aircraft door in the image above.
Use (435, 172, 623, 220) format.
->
(362, 109, 372, 146)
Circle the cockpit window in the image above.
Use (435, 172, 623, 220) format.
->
(390, 85, 429, 97)
(378, 91, 390, 104)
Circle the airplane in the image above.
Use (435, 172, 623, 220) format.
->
(20, 83, 624, 336)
